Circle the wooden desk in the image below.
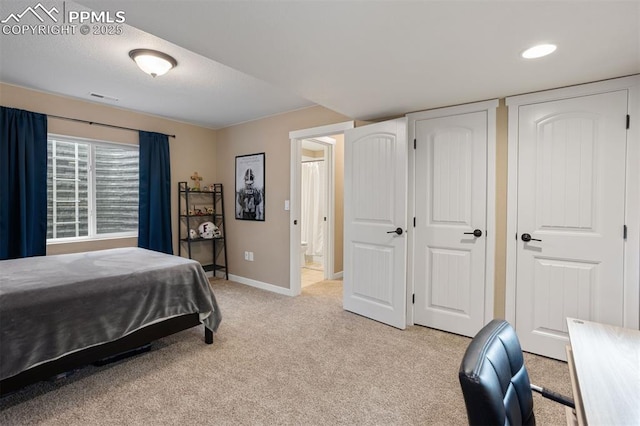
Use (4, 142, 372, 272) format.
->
(566, 318, 640, 425)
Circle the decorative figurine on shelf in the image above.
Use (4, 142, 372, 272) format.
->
(198, 221, 221, 239)
(206, 207, 214, 214)
(189, 229, 198, 240)
(190, 171, 203, 191)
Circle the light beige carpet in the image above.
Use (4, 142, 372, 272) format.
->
(0, 279, 572, 425)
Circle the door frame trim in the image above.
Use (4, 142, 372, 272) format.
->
(407, 99, 498, 328)
(289, 121, 354, 296)
(505, 75, 640, 329)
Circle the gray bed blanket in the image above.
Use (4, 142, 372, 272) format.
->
(0, 247, 222, 381)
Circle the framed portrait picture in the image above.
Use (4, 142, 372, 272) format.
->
(235, 153, 265, 221)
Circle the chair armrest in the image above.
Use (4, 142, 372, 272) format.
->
(531, 384, 575, 409)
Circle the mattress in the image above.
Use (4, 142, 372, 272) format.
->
(0, 247, 221, 381)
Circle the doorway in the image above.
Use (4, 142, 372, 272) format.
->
(289, 121, 354, 296)
(301, 139, 328, 288)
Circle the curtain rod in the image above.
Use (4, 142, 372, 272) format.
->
(48, 114, 176, 138)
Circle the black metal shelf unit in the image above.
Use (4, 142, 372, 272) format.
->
(178, 182, 228, 279)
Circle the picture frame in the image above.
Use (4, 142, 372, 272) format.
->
(235, 153, 265, 221)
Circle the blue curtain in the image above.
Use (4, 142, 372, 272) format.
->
(0, 107, 48, 259)
(138, 131, 173, 254)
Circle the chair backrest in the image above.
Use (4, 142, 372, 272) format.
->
(458, 319, 535, 426)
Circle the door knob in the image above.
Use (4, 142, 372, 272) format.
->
(521, 233, 542, 242)
(387, 227, 403, 235)
(464, 229, 483, 238)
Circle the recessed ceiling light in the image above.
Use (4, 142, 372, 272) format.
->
(521, 44, 557, 59)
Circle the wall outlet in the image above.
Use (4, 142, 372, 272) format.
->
(244, 251, 249, 261)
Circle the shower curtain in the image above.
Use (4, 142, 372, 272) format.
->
(301, 161, 325, 260)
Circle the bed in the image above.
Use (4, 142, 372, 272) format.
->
(0, 247, 222, 395)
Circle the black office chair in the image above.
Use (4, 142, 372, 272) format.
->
(458, 319, 574, 425)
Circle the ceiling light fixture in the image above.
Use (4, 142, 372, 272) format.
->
(521, 44, 557, 59)
(129, 49, 177, 77)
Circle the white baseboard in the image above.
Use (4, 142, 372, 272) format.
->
(228, 274, 296, 297)
(332, 271, 343, 280)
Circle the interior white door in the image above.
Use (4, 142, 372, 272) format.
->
(343, 118, 407, 329)
(413, 111, 488, 337)
(515, 90, 628, 360)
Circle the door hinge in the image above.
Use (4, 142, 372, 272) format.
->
(412, 293, 415, 304)
(624, 224, 627, 240)
(413, 217, 416, 227)
(626, 115, 630, 129)
(414, 138, 417, 149)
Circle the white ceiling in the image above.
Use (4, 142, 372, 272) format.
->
(1, 1, 639, 130)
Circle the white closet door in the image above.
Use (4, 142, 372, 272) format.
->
(413, 110, 488, 337)
(515, 90, 628, 360)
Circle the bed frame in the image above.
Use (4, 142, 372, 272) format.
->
(0, 313, 213, 396)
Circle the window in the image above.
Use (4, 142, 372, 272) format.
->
(47, 135, 139, 241)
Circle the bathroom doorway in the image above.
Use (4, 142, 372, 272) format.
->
(301, 139, 328, 288)
(289, 121, 353, 296)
